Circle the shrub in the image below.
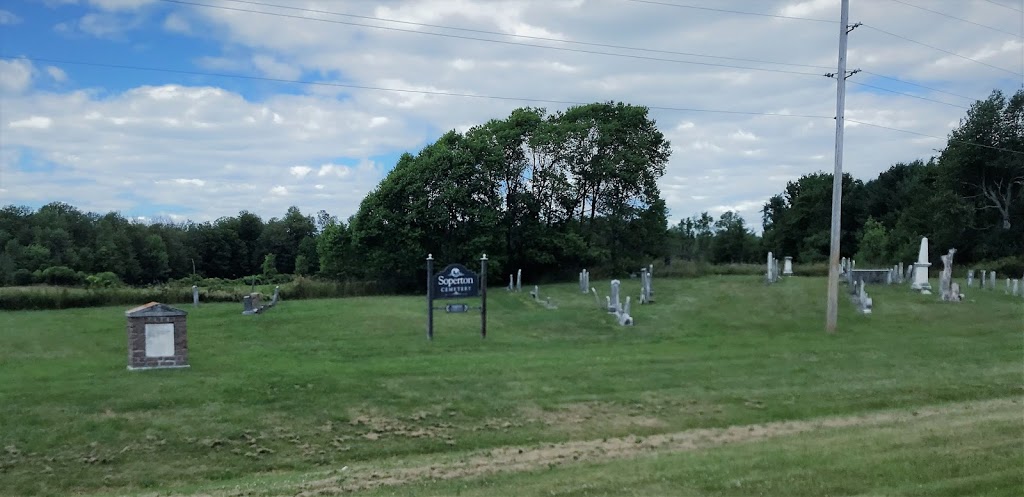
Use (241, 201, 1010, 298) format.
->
(41, 266, 84, 286)
(12, 269, 33, 286)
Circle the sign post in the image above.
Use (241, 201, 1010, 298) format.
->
(426, 254, 434, 340)
(480, 254, 488, 339)
(426, 253, 487, 340)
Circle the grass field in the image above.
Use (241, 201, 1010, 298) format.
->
(0, 275, 1021, 496)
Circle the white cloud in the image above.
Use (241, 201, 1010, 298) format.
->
(270, 185, 289, 196)
(46, 66, 68, 83)
(730, 129, 758, 141)
(251, 54, 302, 80)
(162, 12, 190, 34)
(289, 166, 313, 178)
(0, 9, 22, 25)
(0, 59, 33, 94)
(10, 116, 53, 129)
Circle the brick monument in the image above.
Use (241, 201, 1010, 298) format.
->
(125, 302, 189, 370)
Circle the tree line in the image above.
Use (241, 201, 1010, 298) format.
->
(1, 92, 1021, 288)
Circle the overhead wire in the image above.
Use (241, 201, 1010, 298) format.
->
(980, 0, 1023, 13)
(861, 24, 1022, 76)
(886, 0, 1021, 38)
(6, 54, 1016, 156)
(163, 0, 982, 108)
(621, 0, 835, 23)
(155, 0, 824, 77)
(0, 55, 833, 119)
(213, 0, 835, 71)
(847, 119, 1024, 155)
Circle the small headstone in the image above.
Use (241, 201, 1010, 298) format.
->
(242, 295, 255, 315)
(1006, 278, 1011, 294)
(989, 271, 996, 290)
(516, 269, 522, 292)
(783, 256, 794, 276)
(951, 282, 962, 302)
(623, 296, 632, 316)
(606, 296, 614, 314)
(530, 285, 539, 300)
(592, 287, 602, 311)
(898, 262, 904, 283)
(270, 286, 280, 306)
(980, 270, 987, 288)
(192, 285, 199, 307)
(967, 270, 974, 288)
(904, 263, 913, 284)
(857, 281, 872, 314)
(508, 274, 514, 292)
(1013, 279, 1020, 296)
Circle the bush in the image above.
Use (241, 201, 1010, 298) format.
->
(12, 269, 33, 286)
(86, 272, 122, 289)
(41, 266, 84, 286)
(978, 256, 1024, 279)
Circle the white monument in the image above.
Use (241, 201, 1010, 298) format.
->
(783, 256, 794, 276)
(911, 237, 932, 294)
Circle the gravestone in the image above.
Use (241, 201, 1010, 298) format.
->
(530, 285, 539, 300)
(1006, 278, 1011, 294)
(911, 237, 932, 294)
(242, 295, 257, 315)
(1013, 279, 1020, 296)
(904, 263, 913, 284)
(980, 270, 987, 289)
(609, 280, 621, 313)
(591, 288, 602, 311)
(857, 281, 873, 314)
(951, 282, 962, 301)
(579, 269, 590, 294)
(192, 285, 199, 307)
(516, 269, 522, 293)
(766, 252, 776, 283)
(939, 248, 960, 302)
(646, 266, 654, 301)
(967, 270, 974, 288)
(783, 256, 794, 276)
(898, 262, 904, 283)
(269, 286, 280, 306)
(618, 296, 634, 326)
(989, 271, 996, 290)
(125, 302, 189, 370)
(508, 274, 513, 291)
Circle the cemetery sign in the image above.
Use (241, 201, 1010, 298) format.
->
(426, 254, 488, 340)
(432, 264, 480, 299)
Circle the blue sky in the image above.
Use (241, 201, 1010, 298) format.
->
(1, 0, 1021, 228)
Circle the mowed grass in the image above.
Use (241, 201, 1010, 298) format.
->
(0, 275, 1020, 496)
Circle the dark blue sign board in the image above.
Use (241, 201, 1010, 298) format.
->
(426, 255, 488, 340)
(432, 264, 479, 299)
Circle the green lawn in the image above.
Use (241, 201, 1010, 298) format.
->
(0, 276, 1020, 496)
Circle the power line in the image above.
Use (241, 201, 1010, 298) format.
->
(847, 119, 1024, 155)
(0, 55, 834, 119)
(857, 71, 980, 101)
(212, 0, 835, 71)
(846, 80, 970, 109)
(862, 24, 1022, 76)
(980, 0, 1023, 13)
(622, 0, 835, 23)
(156, 0, 823, 77)
(166, 0, 983, 111)
(886, 0, 1021, 38)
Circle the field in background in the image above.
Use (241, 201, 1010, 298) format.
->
(0, 276, 1020, 496)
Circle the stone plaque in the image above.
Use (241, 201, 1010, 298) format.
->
(144, 323, 175, 357)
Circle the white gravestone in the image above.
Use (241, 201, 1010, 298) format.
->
(989, 271, 996, 290)
(939, 248, 959, 302)
(1006, 278, 1011, 294)
(144, 323, 175, 357)
(592, 288, 602, 311)
(610, 280, 621, 313)
(1012, 279, 1019, 296)
(192, 285, 199, 307)
(516, 269, 522, 292)
(911, 237, 932, 294)
(967, 270, 974, 288)
(783, 256, 794, 276)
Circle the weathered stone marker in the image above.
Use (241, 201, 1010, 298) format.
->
(967, 270, 974, 288)
(783, 256, 794, 276)
(516, 269, 522, 293)
(126, 302, 189, 371)
(939, 248, 961, 302)
(609, 280, 621, 313)
(989, 271, 996, 290)
(192, 285, 199, 307)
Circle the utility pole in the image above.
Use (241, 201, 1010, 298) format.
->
(825, 0, 860, 334)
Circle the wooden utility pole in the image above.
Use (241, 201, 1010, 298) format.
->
(825, 0, 860, 333)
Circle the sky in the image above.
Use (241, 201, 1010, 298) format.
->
(0, 0, 1021, 230)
